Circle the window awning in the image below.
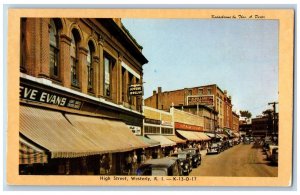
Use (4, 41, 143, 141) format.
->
(20, 106, 149, 158)
(164, 135, 186, 144)
(19, 136, 48, 165)
(194, 132, 211, 141)
(146, 135, 176, 147)
(205, 133, 222, 139)
(137, 136, 160, 147)
(176, 130, 201, 141)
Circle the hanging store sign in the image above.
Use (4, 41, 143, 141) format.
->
(129, 84, 143, 96)
(175, 122, 203, 131)
(128, 125, 142, 135)
(187, 95, 214, 106)
(20, 83, 82, 110)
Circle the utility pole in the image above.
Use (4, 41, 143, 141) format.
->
(268, 102, 278, 137)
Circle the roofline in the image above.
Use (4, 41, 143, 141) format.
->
(101, 19, 148, 65)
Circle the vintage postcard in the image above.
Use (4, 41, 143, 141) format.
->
(6, 8, 294, 187)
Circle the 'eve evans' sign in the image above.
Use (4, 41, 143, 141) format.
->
(129, 85, 143, 96)
(20, 84, 82, 110)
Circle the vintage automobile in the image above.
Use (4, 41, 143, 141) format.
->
(271, 147, 278, 164)
(183, 148, 202, 168)
(170, 151, 192, 175)
(266, 145, 278, 161)
(207, 143, 221, 154)
(243, 137, 251, 144)
(228, 140, 234, 147)
(136, 157, 181, 176)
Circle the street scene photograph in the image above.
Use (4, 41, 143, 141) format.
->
(18, 16, 279, 178)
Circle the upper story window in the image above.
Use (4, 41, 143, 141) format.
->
(87, 41, 95, 92)
(104, 55, 113, 97)
(49, 19, 59, 79)
(198, 88, 203, 95)
(207, 88, 212, 95)
(70, 30, 80, 87)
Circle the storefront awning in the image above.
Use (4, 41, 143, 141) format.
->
(194, 132, 211, 141)
(205, 133, 222, 139)
(146, 135, 176, 147)
(164, 135, 186, 144)
(20, 106, 149, 158)
(176, 130, 201, 141)
(19, 136, 48, 164)
(137, 136, 160, 147)
(218, 134, 228, 139)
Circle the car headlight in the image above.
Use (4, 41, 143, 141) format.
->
(180, 162, 183, 166)
(185, 164, 188, 169)
(194, 159, 197, 162)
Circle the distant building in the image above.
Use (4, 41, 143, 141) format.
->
(252, 116, 273, 137)
(144, 84, 233, 131)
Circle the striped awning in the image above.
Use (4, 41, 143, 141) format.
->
(20, 106, 149, 158)
(194, 132, 211, 141)
(164, 135, 186, 143)
(19, 137, 48, 164)
(136, 136, 160, 147)
(205, 133, 222, 139)
(146, 135, 176, 147)
(176, 130, 201, 141)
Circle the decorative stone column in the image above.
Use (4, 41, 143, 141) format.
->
(60, 34, 72, 88)
(92, 55, 100, 95)
(117, 56, 123, 104)
(97, 37, 104, 97)
(78, 46, 88, 94)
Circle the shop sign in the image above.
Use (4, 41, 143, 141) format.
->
(129, 84, 143, 96)
(175, 122, 203, 131)
(144, 118, 161, 125)
(20, 83, 82, 110)
(187, 95, 214, 106)
(128, 125, 141, 135)
(161, 120, 172, 126)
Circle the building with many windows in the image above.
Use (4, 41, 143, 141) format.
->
(19, 18, 149, 175)
(144, 84, 234, 132)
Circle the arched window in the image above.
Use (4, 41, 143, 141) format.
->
(49, 19, 59, 78)
(70, 31, 79, 86)
(87, 41, 95, 91)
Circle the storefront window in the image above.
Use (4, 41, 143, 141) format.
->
(161, 128, 173, 135)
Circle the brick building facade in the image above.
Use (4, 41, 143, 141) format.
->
(19, 18, 149, 175)
(144, 84, 234, 132)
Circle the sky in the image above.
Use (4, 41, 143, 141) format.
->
(122, 19, 278, 117)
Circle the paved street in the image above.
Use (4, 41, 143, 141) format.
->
(190, 143, 278, 177)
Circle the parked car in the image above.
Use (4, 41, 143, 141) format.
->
(136, 157, 181, 176)
(170, 151, 192, 175)
(266, 145, 278, 161)
(183, 148, 202, 168)
(228, 140, 234, 147)
(243, 137, 251, 144)
(271, 147, 278, 164)
(207, 143, 221, 154)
